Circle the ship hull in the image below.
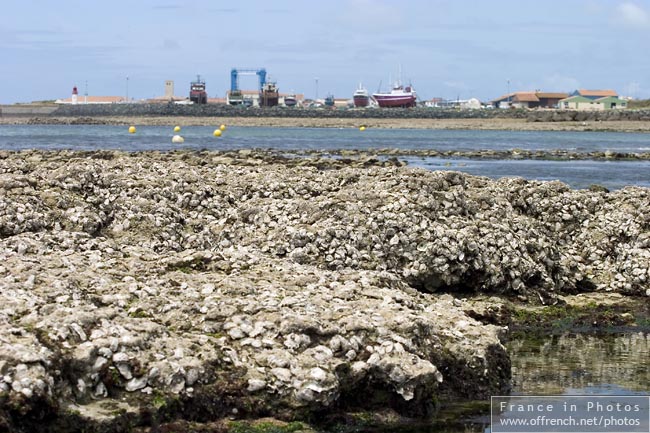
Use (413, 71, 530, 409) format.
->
(353, 95, 369, 107)
(260, 83, 279, 107)
(190, 91, 207, 104)
(260, 94, 279, 107)
(189, 76, 207, 104)
(372, 94, 416, 108)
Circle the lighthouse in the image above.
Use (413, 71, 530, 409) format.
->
(72, 86, 78, 105)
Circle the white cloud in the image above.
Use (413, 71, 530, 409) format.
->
(616, 2, 650, 28)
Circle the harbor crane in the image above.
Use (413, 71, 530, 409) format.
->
(228, 68, 267, 106)
(230, 68, 267, 92)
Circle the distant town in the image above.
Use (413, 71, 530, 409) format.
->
(36, 68, 635, 112)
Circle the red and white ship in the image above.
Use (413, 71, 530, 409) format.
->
(353, 84, 370, 107)
(372, 82, 417, 108)
(189, 75, 207, 104)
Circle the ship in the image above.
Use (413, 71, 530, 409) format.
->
(324, 94, 335, 107)
(259, 82, 279, 107)
(353, 84, 370, 107)
(284, 93, 297, 107)
(228, 90, 244, 106)
(372, 82, 417, 108)
(189, 75, 207, 104)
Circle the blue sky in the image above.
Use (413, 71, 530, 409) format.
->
(2, 0, 650, 103)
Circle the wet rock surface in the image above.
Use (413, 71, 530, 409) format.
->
(293, 148, 650, 162)
(0, 150, 648, 431)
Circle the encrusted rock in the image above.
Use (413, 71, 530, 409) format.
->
(0, 150, 647, 430)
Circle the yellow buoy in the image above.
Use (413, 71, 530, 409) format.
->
(128, 126, 136, 134)
(220, 124, 226, 131)
(173, 126, 181, 133)
(172, 135, 184, 144)
(213, 129, 222, 137)
(359, 126, 366, 131)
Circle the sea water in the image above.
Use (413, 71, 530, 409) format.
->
(1, 125, 649, 189)
(394, 333, 650, 433)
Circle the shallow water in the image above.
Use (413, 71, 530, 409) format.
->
(1, 125, 649, 189)
(2, 124, 650, 152)
(406, 157, 650, 190)
(393, 333, 650, 433)
(509, 333, 650, 396)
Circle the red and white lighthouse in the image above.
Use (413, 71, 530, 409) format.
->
(72, 86, 78, 105)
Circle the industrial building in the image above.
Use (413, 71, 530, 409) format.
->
(569, 89, 618, 99)
(491, 91, 569, 109)
(491, 89, 627, 110)
(426, 98, 482, 109)
(224, 90, 304, 107)
(557, 89, 627, 111)
(558, 95, 628, 111)
(146, 80, 189, 103)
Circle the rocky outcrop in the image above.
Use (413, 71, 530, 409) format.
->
(0, 150, 648, 431)
(527, 109, 650, 122)
(296, 148, 650, 162)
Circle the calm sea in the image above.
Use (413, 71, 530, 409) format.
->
(1, 124, 649, 190)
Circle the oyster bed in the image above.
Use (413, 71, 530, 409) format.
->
(0, 150, 648, 431)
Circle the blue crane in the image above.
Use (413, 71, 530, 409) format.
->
(230, 68, 267, 92)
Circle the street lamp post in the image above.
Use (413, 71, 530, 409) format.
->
(507, 79, 510, 107)
(126, 76, 129, 103)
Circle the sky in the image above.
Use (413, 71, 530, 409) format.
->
(2, 0, 650, 104)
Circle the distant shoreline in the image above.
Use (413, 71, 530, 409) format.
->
(2, 116, 650, 132)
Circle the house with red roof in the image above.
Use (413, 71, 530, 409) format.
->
(491, 91, 568, 109)
(570, 89, 618, 99)
(559, 89, 627, 110)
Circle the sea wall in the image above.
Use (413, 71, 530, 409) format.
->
(8, 103, 649, 121)
(0, 105, 58, 117)
(49, 103, 523, 119)
(0, 150, 648, 431)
